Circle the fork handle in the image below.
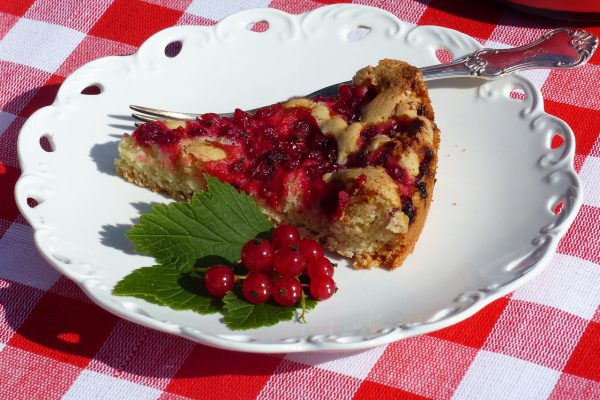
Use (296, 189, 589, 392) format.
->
(132, 28, 597, 121)
(420, 28, 597, 80)
(305, 28, 597, 99)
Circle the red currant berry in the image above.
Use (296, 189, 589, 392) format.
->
(242, 273, 272, 304)
(274, 245, 306, 277)
(272, 277, 302, 306)
(307, 256, 334, 279)
(241, 238, 274, 273)
(309, 276, 336, 300)
(271, 224, 300, 249)
(204, 265, 235, 297)
(299, 239, 324, 262)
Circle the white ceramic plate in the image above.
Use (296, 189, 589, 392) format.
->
(16, 5, 581, 353)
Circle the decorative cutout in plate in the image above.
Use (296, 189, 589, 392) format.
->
(16, 5, 581, 353)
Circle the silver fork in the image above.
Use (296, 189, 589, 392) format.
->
(131, 27, 597, 124)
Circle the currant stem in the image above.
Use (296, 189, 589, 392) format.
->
(299, 292, 308, 324)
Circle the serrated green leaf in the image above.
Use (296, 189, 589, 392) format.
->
(115, 174, 321, 330)
(304, 297, 318, 311)
(113, 265, 221, 314)
(126, 175, 273, 271)
(222, 292, 297, 330)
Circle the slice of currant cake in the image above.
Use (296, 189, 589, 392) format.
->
(115, 59, 440, 269)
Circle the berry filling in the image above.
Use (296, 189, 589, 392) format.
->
(131, 81, 430, 222)
(314, 81, 377, 121)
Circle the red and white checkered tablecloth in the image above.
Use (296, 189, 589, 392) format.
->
(0, 0, 599, 399)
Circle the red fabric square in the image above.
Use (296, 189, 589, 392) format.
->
(544, 100, 600, 157)
(142, 0, 193, 12)
(367, 336, 477, 400)
(487, 8, 554, 47)
(268, 0, 322, 15)
(0, 0, 35, 17)
(592, 136, 600, 159)
(24, 0, 113, 32)
(593, 306, 600, 323)
(258, 360, 362, 400)
(56, 35, 136, 77)
(353, 0, 428, 25)
(0, 115, 25, 168)
(48, 277, 92, 303)
(574, 154, 585, 173)
(0, 280, 44, 344)
(0, 346, 81, 399)
(159, 393, 194, 400)
(0, 61, 51, 116)
(0, 12, 19, 40)
(164, 344, 282, 399)
(353, 381, 431, 400)
(557, 205, 600, 264)
(89, 0, 184, 47)
(542, 64, 600, 111)
(18, 74, 64, 118)
(483, 300, 588, 370)
(13, 213, 27, 226)
(429, 296, 509, 349)
(417, 0, 504, 42)
(0, 164, 21, 222)
(313, 0, 352, 4)
(9, 292, 119, 368)
(563, 321, 600, 381)
(0, 219, 11, 239)
(549, 373, 600, 400)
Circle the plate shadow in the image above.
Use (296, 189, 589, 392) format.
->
(99, 201, 161, 255)
(90, 141, 119, 176)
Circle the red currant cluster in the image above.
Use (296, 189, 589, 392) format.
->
(203, 224, 336, 306)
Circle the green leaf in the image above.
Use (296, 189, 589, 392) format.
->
(126, 175, 273, 271)
(114, 174, 320, 330)
(113, 265, 221, 314)
(304, 297, 318, 311)
(222, 292, 298, 330)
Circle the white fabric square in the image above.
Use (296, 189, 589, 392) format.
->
(512, 254, 600, 320)
(62, 370, 161, 400)
(518, 69, 551, 91)
(482, 40, 511, 50)
(186, 0, 272, 21)
(591, 135, 600, 158)
(0, 111, 16, 137)
(579, 156, 600, 207)
(0, 224, 61, 290)
(0, 18, 84, 73)
(285, 345, 387, 380)
(452, 351, 560, 400)
(482, 40, 550, 89)
(88, 319, 196, 388)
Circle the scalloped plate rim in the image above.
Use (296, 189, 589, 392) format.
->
(15, 4, 582, 353)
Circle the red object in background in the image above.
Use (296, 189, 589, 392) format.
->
(501, 0, 600, 21)
(0, 1, 599, 399)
